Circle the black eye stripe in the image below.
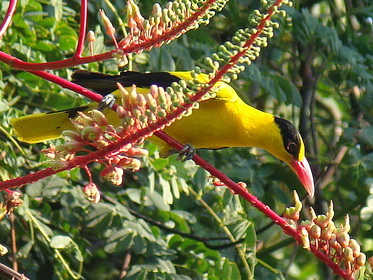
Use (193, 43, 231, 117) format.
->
(274, 117, 301, 159)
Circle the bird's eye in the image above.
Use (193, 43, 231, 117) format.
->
(286, 142, 297, 154)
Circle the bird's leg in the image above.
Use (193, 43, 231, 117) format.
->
(97, 94, 116, 111)
(178, 144, 196, 162)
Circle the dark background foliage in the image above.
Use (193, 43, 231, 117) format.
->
(0, 0, 372, 279)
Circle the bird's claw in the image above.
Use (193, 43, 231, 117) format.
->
(98, 94, 116, 111)
(178, 144, 195, 162)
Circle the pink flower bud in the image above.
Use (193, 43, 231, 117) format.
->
(116, 106, 127, 119)
(126, 147, 149, 157)
(83, 182, 100, 204)
(368, 256, 373, 267)
(136, 94, 147, 107)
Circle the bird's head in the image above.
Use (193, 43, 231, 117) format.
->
(263, 117, 315, 197)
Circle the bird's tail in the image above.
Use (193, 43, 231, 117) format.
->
(10, 106, 90, 143)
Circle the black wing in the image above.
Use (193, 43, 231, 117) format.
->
(71, 70, 181, 95)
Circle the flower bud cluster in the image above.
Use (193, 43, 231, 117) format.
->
(42, 104, 149, 204)
(117, 0, 229, 52)
(203, 0, 291, 82)
(284, 192, 367, 277)
(46, 79, 201, 203)
(116, 82, 195, 133)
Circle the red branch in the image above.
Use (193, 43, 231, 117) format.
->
(0, 0, 17, 39)
(74, 0, 88, 57)
(0, 0, 219, 71)
(154, 131, 353, 280)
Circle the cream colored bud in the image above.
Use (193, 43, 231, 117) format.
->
(337, 232, 350, 248)
(343, 247, 354, 262)
(82, 126, 102, 141)
(300, 227, 310, 250)
(314, 215, 329, 229)
(130, 158, 141, 171)
(356, 252, 366, 266)
(100, 166, 124, 185)
(91, 110, 108, 126)
(348, 239, 361, 257)
(59, 141, 84, 151)
(99, 9, 116, 36)
(87, 30, 95, 42)
(61, 130, 83, 141)
(0, 244, 8, 256)
(310, 224, 321, 239)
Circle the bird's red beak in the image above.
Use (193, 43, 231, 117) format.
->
(289, 158, 315, 197)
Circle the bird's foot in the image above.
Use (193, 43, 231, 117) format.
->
(98, 94, 116, 111)
(178, 144, 195, 162)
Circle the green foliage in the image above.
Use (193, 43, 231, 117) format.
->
(0, 0, 372, 279)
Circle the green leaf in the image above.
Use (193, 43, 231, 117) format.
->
(133, 235, 147, 254)
(149, 47, 176, 71)
(85, 203, 114, 230)
(221, 258, 241, 280)
(35, 40, 55, 52)
(159, 175, 173, 204)
(273, 75, 302, 107)
(147, 189, 171, 211)
(0, 101, 9, 112)
(152, 157, 169, 170)
(50, 235, 73, 249)
(104, 228, 134, 254)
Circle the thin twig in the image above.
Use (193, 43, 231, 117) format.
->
(9, 213, 18, 272)
(119, 249, 132, 279)
(0, 263, 29, 280)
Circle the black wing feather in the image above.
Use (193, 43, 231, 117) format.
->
(71, 70, 181, 95)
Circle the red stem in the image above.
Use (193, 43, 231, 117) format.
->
(0, 0, 18, 39)
(74, 0, 88, 57)
(28, 70, 104, 103)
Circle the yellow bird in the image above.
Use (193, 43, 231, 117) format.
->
(10, 70, 314, 197)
